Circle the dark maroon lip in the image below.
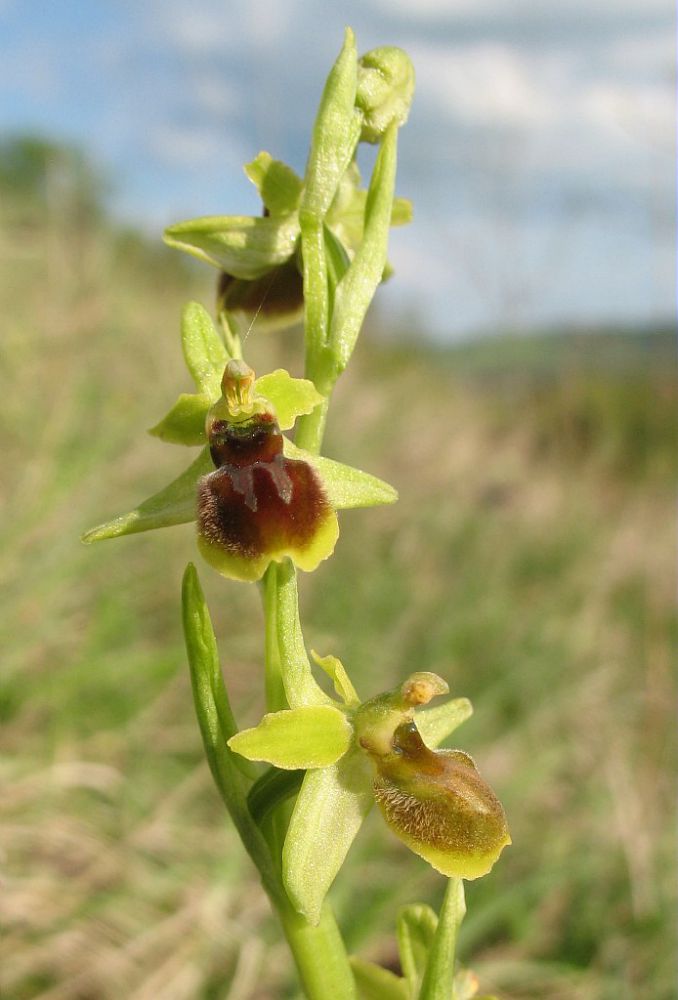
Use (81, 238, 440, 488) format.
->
(209, 413, 283, 469)
(197, 455, 331, 561)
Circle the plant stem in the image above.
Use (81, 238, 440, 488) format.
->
(278, 899, 357, 1000)
(419, 878, 466, 1000)
(294, 395, 329, 456)
(261, 560, 356, 998)
(262, 564, 288, 712)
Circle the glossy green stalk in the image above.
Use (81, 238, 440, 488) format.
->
(262, 564, 288, 712)
(294, 395, 329, 455)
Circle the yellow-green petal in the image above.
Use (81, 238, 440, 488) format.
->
(228, 705, 351, 769)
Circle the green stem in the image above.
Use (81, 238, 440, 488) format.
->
(261, 560, 355, 998)
(295, 396, 330, 455)
(419, 879, 466, 1000)
(262, 564, 288, 712)
(278, 900, 357, 1000)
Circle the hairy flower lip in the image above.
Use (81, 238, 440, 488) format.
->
(369, 722, 511, 880)
(352, 677, 511, 880)
(198, 405, 340, 582)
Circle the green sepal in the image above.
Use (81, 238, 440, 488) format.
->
(283, 747, 373, 925)
(81, 447, 212, 543)
(396, 903, 438, 997)
(283, 439, 398, 509)
(330, 123, 398, 371)
(228, 705, 352, 769)
(164, 214, 299, 279)
(419, 879, 466, 1000)
(148, 392, 211, 445)
(244, 151, 303, 216)
(311, 650, 360, 706)
(254, 369, 324, 431)
(181, 301, 228, 394)
(416, 697, 473, 749)
(181, 563, 282, 902)
(349, 957, 409, 1000)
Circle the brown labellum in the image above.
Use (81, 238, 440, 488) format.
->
(217, 259, 304, 335)
(197, 411, 338, 581)
(371, 721, 511, 879)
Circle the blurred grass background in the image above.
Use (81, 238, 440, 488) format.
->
(0, 137, 675, 1000)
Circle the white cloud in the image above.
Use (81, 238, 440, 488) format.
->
(152, 0, 300, 57)
(583, 82, 674, 148)
(147, 123, 246, 169)
(370, 0, 671, 21)
(407, 34, 673, 157)
(410, 42, 555, 126)
(191, 75, 238, 117)
(152, 2, 240, 55)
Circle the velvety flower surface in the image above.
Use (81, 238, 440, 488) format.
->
(197, 368, 338, 581)
(370, 721, 510, 880)
(355, 673, 511, 880)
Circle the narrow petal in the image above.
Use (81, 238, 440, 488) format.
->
(82, 448, 212, 543)
(254, 370, 324, 431)
(284, 439, 398, 509)
(244, 152, 303, 216)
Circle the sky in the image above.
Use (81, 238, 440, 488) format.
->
(1, 0, 674, 339)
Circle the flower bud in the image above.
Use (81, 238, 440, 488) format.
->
(355, 47, 415, 144)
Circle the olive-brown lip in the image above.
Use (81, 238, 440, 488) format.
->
(371, 721, 510, 859)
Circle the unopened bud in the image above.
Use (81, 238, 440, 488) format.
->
(356, 47, 415, 143)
